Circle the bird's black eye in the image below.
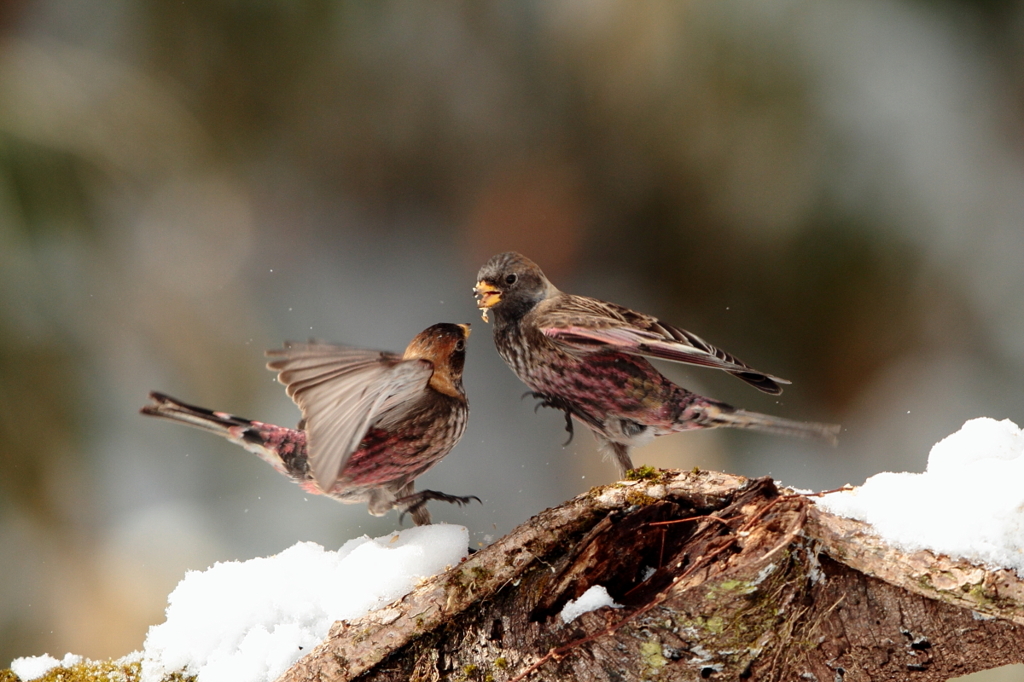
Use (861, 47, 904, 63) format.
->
(455, 340, 465, 351)
(505, 273, 518, 286)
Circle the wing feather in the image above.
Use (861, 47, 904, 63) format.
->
(266, 342, 433, 492)
(535, 296, 789, 394)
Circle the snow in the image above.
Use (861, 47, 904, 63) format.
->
(11, 525, 468, 681)
(137, 523, 468, 682)
(139, 524, 468, 682)
(9, 652, 81, 681)
(818, 417, 1024, 574)
(559, 585, 622, 623)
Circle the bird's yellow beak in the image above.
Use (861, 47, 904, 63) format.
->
(473, 281, 500, 323)
(457, 323, 472, 338)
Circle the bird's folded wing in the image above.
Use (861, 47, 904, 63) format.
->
(540, 319, 790, 395)
(267, 343, 433, 492)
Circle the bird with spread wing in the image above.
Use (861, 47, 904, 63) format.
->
(142, 323, 477, 525)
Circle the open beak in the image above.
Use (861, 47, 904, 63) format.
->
(473, 281, 501, 323)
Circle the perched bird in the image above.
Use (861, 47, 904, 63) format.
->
(141, 323, 477, 525)
(474, 252, 840, 476)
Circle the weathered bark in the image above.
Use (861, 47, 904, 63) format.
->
(278, 469, 1024, 682)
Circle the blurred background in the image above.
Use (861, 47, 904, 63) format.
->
(2, 0, 1024, 678)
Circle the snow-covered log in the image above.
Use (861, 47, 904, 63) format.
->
(279, 468, 1024, 682)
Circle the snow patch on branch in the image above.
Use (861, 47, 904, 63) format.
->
(10, 525, 469, 682)
(818, 417, 1024, 575)
(559, 585, 622, 623)
(9, 653, 82, 681)
(139, 524, 469, 682)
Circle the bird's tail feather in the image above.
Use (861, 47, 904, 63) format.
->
(141, 391, 307, 480)
(140, 391, 253, 437)
(705, 404, 840, 446)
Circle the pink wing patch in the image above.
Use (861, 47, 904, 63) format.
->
(542, 325, 788, 377)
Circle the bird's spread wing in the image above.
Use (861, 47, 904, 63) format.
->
(535, 297, 790, 395)
(266, 343, 433, 492)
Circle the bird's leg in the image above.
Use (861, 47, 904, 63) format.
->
(607, 441, 635, 479)
(396, 489, 482, 526)
(523, 391, 576, 445)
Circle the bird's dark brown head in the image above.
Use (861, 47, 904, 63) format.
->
(474, 252, 556, 324)
(403, 323, 470, 398)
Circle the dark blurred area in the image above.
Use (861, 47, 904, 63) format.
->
(3, 0, 1024, 674)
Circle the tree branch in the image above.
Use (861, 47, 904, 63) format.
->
(278, 469, 1024, 682)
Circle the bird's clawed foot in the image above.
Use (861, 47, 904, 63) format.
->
(397, 490, 482, 525)
(523, 391, 576, 445)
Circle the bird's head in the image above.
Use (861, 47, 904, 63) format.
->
(403, 323, 471, 397)
(474, 252, 556, 323)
